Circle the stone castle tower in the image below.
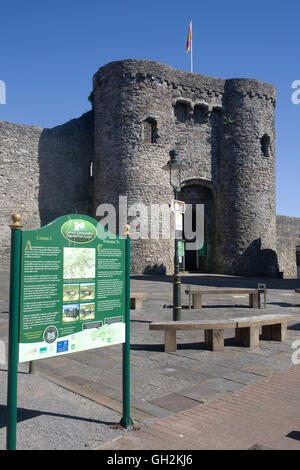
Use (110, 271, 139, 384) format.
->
(93, 59, 277, 276)
(2, 59, 299, 277)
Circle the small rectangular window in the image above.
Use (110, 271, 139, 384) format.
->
(143, 118, 157, 143)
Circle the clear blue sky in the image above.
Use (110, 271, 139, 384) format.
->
(1, 0, 299, 216)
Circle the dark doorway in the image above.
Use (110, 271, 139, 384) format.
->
(179, 182, 214, 273)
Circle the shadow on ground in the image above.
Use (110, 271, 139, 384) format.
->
(0, 404, 117, 428)
(131, 274, 300, 291)
(286, 431, 300, 442)
(130, 337, 239, 352)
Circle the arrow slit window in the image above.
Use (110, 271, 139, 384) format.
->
(143, 118, 157, 143)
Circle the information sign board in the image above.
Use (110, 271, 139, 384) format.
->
(18, 214, 126, 362)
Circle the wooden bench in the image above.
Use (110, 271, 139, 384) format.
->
(234, 314, 293, 347)
(295, 289, 300, 294)
(185, 285, 267, 310)
(149, 314, 293, 352)
(130, 293, 148, 310)
(150, 320, 236, 352)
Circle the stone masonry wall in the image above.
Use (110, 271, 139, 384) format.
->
(0, 120, 42, 267)
(0, 112, 94, 266)
(277, 215, 300, 278)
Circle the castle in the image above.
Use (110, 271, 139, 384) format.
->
(1, 59, 299, 277)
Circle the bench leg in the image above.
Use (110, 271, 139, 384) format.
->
(235, 326, 260, 347)
(192, 294, 202, 309)
(235, 327, 244, 344)
(261, 325, 272, 340)
(249, 293, 260, 309)
(135, 298, 143, 309)
(164, 330, 177, 352)
(188, 286, 191, 310)
(130, 298, 143, 310)
(204, 329, 224, 351)
(261, 323, 287, 342)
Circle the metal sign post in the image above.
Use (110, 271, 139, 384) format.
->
(6, 213, 22, 450)
(120, 225, 132, 427)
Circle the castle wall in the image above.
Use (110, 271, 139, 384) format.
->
(0, 112, 94, 266)
(276, 215, 300, 278)
(93, 59, 278, 276)
(0, 120, 42, 266)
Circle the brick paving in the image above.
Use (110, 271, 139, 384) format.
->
(98, 364, 300, 450)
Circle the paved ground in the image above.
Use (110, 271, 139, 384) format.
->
(98, 363, 300, 450)
(0, 270, 300, 449)
(0, 363, 125, 450)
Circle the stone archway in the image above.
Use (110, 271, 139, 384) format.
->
(179, 179, 216, 273)
(297, 246, 300, 279)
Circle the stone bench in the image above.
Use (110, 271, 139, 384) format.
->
(130, 293, 148, 310)
(149, 314, 293, 352)
(185, 285, 267, 310)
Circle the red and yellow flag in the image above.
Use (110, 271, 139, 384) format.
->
(186, 21, 192, 52)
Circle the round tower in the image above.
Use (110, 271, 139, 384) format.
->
(217, 78, 278, 276)
(92, 60, 177, 274)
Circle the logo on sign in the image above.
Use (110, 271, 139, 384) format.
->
(61, 219, 97, 244)
(57, 340, 69, 353)
(74, 221, 85, 230)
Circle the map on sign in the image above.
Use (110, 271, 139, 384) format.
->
(63, 247, 96, 279)
(18, 214, 127, 362)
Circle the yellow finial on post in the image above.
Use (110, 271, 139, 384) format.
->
(124, 224, 130, 238)
(10, 213, 23, 230)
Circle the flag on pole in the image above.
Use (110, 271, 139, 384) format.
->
(186, 20, 193, 72)
(186, 20, 192, 53)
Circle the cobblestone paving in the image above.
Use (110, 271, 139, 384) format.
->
(0, 271, 300, 426)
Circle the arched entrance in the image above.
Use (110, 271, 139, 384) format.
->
(297, 246, 300, 279)
(179, 179, 216, 273)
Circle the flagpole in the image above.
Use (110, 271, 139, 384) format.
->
(190, 20, 193, 73)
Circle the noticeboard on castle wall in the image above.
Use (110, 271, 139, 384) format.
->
(18, 214, 126, 362)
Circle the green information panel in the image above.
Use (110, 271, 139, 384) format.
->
(18, 214, 126, 362)
(198, 241, 207, 257)
(178, 241, 185, 257)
